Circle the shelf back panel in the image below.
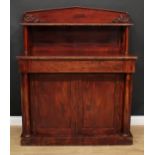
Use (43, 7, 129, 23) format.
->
(28, 26, 125, 56)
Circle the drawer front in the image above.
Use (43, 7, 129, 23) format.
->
(18, 57, 136, 73)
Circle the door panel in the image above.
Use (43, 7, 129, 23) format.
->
(77, 74, 124, 136)
(82, 78, 115, 128)
(30, 74, 75, 136)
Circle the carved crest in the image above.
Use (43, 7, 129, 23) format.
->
(23, 14, 40, 23)
(112, 14, 131, 23)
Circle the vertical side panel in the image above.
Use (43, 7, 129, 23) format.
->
(21, 73, 31, 137)
(123, 74, 132, 134)
(23, 26, 29, 55)
(121, 26, 129, 55)
(125, 27, 129, 55)
(113, 75, 124, 133)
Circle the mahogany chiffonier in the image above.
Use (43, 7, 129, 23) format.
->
(17, 7, 137, 145)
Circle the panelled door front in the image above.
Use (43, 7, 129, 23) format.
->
(30, 74, 76, 137)
(29, 73, 124, 137)
(76, 74, 124, 136)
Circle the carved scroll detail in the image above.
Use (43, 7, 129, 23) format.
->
(23, 14, 40, 23)
(112, 14, 131, 23)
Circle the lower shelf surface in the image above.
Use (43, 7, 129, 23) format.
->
(21, 133, 133, 145)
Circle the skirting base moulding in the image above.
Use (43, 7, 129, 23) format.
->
(10, 116, 144, 126)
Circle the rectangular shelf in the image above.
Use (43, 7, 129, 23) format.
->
(21, 23, 133, 26)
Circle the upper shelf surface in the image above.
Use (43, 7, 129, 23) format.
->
(21, 6, 133, 26)
(17, 55, 137, 60)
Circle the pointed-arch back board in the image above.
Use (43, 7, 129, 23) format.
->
(22, 6, 132, 26)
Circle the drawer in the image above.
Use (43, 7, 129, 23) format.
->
(17, 56, 137, 73)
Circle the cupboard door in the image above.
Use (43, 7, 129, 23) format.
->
(29, 73, 124, 137)
(30, 74, 76, 136)
(77, 74, 124, 136)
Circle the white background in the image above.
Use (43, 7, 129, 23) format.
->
(0, 0, 152, 154)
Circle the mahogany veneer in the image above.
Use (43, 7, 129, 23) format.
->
(17, 7, 137, 145)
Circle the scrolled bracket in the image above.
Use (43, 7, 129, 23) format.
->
(112, 14, 131, 23)
(23, 14, 40, 23)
